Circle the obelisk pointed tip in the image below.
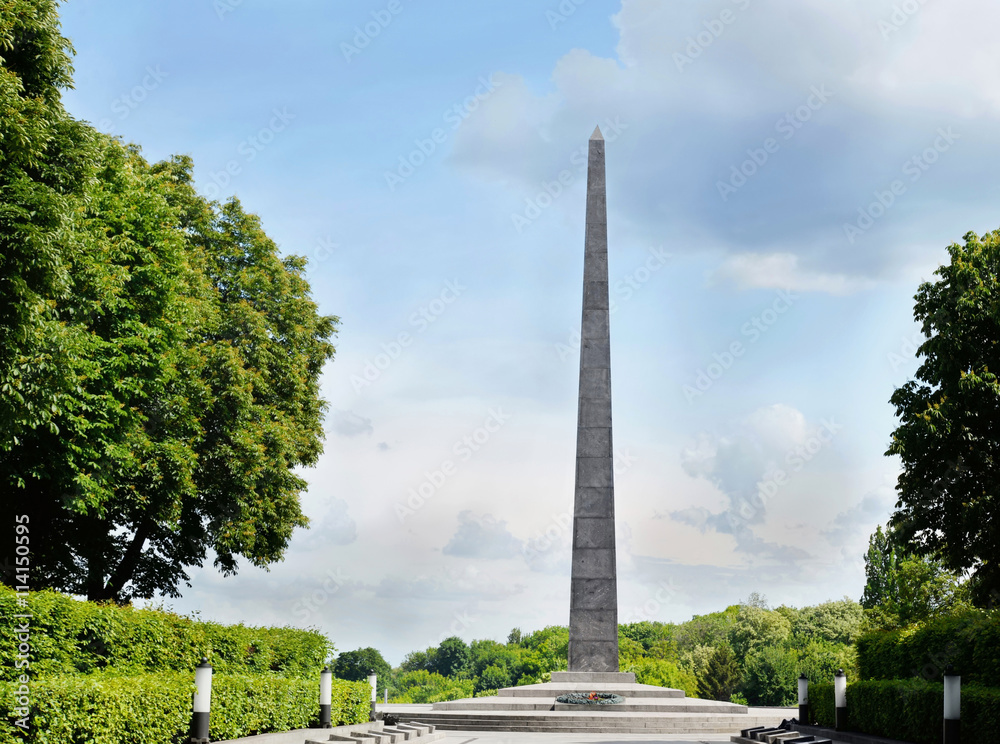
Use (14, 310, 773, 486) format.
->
(590, 125, 603, 141)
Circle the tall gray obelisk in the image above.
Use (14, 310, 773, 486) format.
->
(568, 126, 619, 673)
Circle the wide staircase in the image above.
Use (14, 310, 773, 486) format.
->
(390, 671, 795, 734)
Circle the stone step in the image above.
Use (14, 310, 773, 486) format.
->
(392, 713, 793, 734)
(328, 736, 377, 744)
(497, 682, 684, 699)
(380, 728, 414, 740)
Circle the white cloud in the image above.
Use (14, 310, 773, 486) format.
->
(330, 409, 374, 438)
(442, 511, 522, 560)
(712, 252, 877, 295)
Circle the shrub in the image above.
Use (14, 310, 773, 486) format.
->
(0, 587, 331, 681)
(0, 672, 368, 744)
(807, 679, 1000, 744)
(856, 609, 1000, 685)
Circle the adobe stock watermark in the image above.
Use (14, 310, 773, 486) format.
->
(202, 108, 296, 200)
(682, 289, 798, 403)
(521, 511, 572, 562)
(555, 246, 672, 361)
(546, 0, 587, 30)
(291, 568, 347, 623)
(385, 75, 501, 191)
(350, 279, 465, 395)
(879, 0, 932, 40)
(341, 0, 406, 63)
(843, 127, 960, 244)
(96, 66, 168, 131)
(717, 84, 834, 201)
(510, 116, 628, 233)
(213, 0, 246, 20)
(673, 0, 752, 72)
(626, 579, 680, 623)
(726, 417, 843, 530)
(396, 407, 512, 522)
(12, 514, 30, 732)
(887, 330, 924, 372)
(436, 608, 479, 644)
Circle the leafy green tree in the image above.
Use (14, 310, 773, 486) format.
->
(792, 598, 864, 645)
(0, 0, 97, 450)
(678, 643, 716, 682)
(334, 647, 391, 695)
(886, 230, 1000, 604)
(399, 648, 435, 673)
(477, 664, 510, 692)
(674, 606, 739, 655)
(698, 645, 741, 701)
(1, 3, 338, 603)
(433, 636, 470, 678)
(740, 645, 798, 706)
(862, 525, 901, 611)
(519, 625, 568, 671)
(627, 657, 699, 697)
(390, 670, 473, 704)
(729, 602, 791, 659)
(862, 525, 969, 629)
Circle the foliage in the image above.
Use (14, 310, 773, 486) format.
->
(0, 587, 331, 682)
(678, 643, 715, 681)
(433, 636, 471, 678)
(739, 644, 799, 707)
(619, 620, 676, 657)
(334, 647, 391, 695)
(478, 664, 510, 691)
(856, 608, 1000, 686)
(862, 526, 970, 630)
(809, 679, 1000, 744)
(886, 230, 1000, 604)
(698, 645, 741, 701)
(519, 625, 568, 672)
(674, 606, 739, 655)
(388, 670, 473, 704)
(791, 598, 864, 645)
(626, 657, 698, 697)
(0, 672, 367, 744)
(1, 0, 338, 604)
(729, 602, 791, 659)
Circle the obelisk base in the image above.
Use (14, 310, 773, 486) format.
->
(551, 671, 636, 684)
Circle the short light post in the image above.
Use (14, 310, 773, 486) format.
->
(834, 668, 847, 732)
(368, 669, 377, 721)
(191, 658, 213, 744)
(319, 666, 333, 728)
(797, 673, 809, 724)
(944, 664, 961, 744)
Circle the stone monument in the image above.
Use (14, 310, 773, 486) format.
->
(386, 129, 792, 733)
(568, 124, 619, 674)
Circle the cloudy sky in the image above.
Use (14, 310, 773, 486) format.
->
(58, 0, 998, 664)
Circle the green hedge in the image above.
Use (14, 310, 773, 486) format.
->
(856, 609, 1000, 685)
(808, 679, 1000, 744)
(0, 672, 368, 744)
(0, 587, 331, 680)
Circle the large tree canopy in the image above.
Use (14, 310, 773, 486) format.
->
(886, 230, 1000, 605)
(2, 1, 338, 602)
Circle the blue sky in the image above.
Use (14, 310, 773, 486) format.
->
(57, 0, 998, 664)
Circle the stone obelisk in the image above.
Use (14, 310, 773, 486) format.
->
(568, 126, 619, 673)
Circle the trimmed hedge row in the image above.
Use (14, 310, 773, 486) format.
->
(808, 679, 1000, 744)
(0, 672, 369, 744)
(0, 587, 331, 680)
(856, 609, 1000, 685)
